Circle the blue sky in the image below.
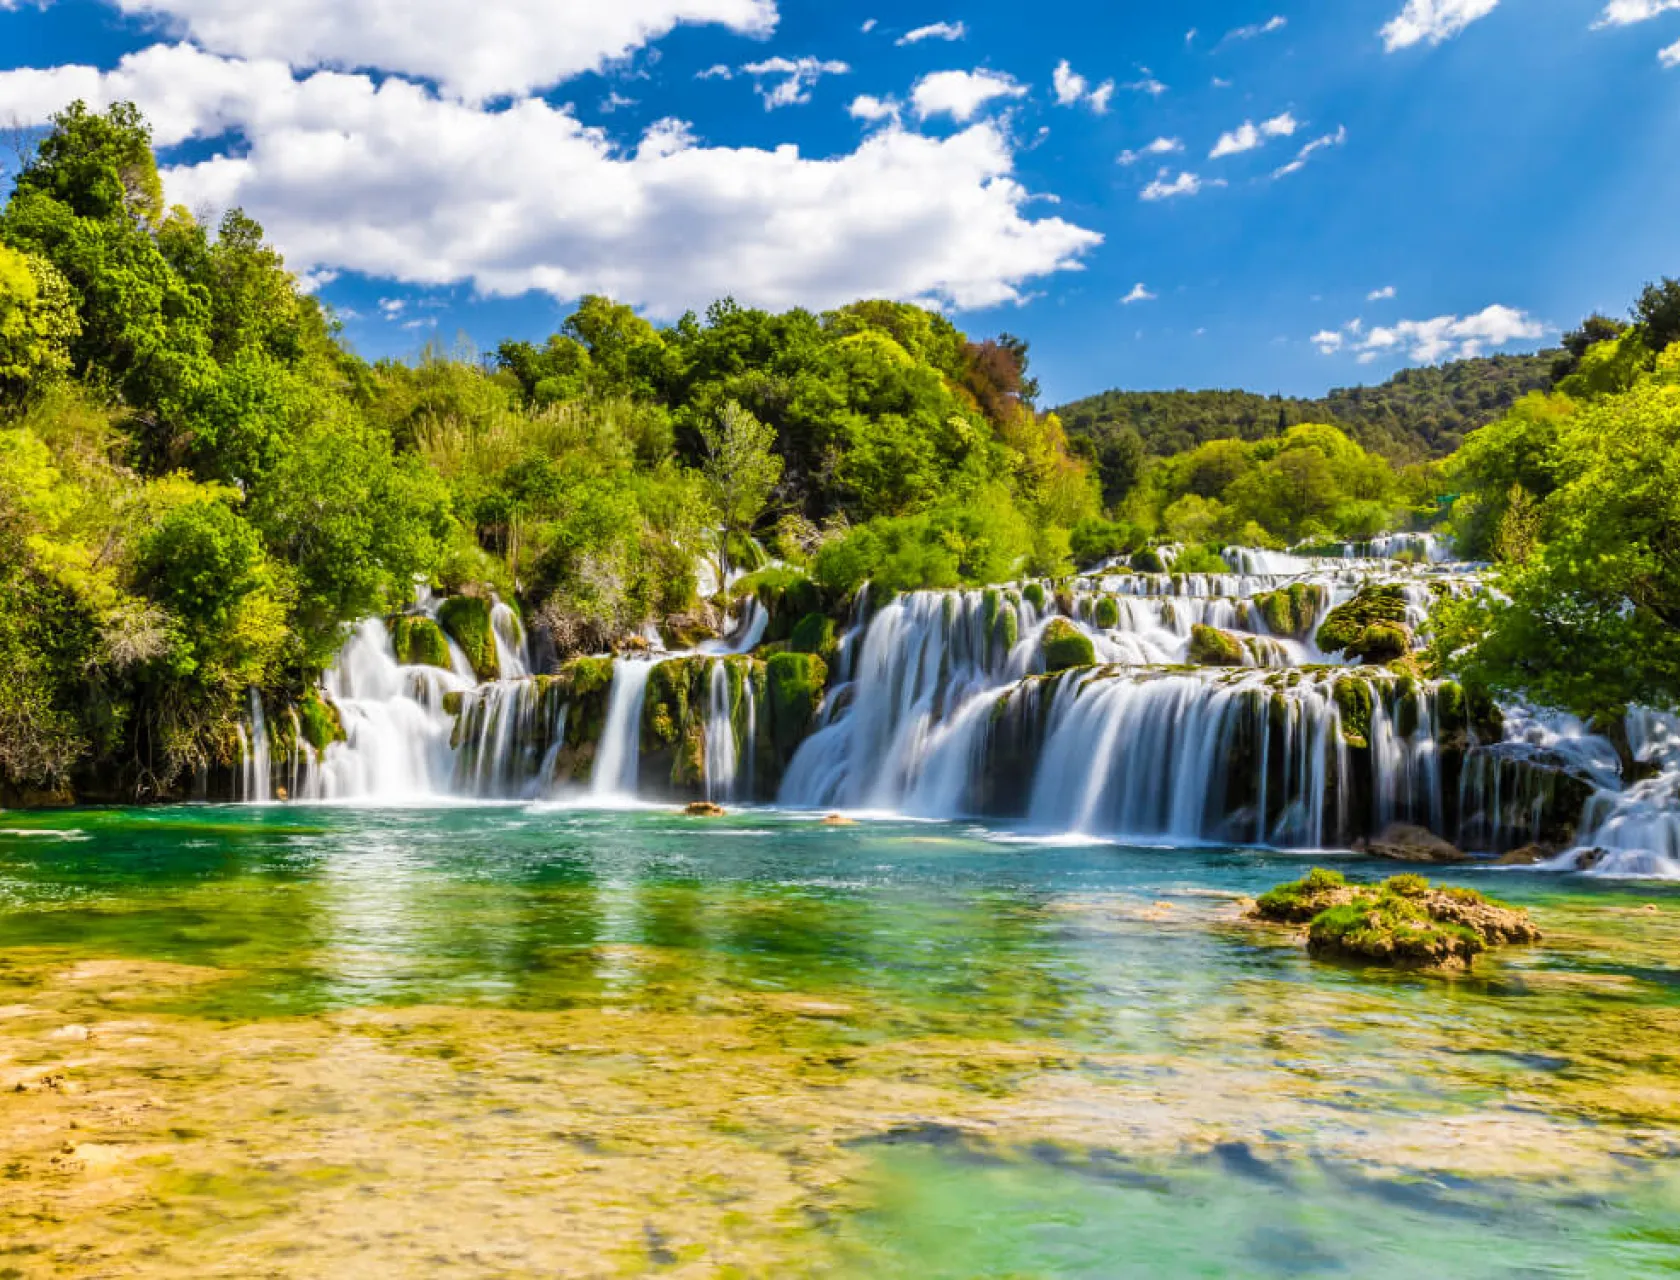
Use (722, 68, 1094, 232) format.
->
(1, 0, 1677, 405)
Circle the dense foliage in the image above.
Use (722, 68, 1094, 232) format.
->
(1433, 286, 1680, 722)
(1057, 352, 1555, 467)
(0, 102, 1101, 800)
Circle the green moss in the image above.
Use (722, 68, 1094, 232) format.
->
(296, 690, 345, 752)
(390, 616, 452, 670)
(1022, 583, 1046, 611)
(1093, 596, 1120, 630)
(1437, 680, 1467, 734)
(1308, 895, 1485, 970)
(1188, 624, 1245, 668)
(564, 656, 616, 698)
(766, 652, 828, 753)
(1253, 867, 1352, 924)
(1131, 548, 1165, 574)
(992, 607, 1019, 664)
(437, 596, 498, 681)
(1252, 583, 1320, 641)
(441, 691, 464, 717)
(1315, 585, 1412, 664)
(1039, 618, 1095, 673)
(1333, 676, 1375, 749)
(790, 613, 838, 663)
(734, 567, 822, 642)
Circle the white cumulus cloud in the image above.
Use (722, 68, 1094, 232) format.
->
(1140, 170, 1222, 201)
(1118, 136, 1182, 165)
(1664, 37, 1680, 64)
(1209, 112, 1298, 159)
(1051, 59, 1115, 113)
(1381, 0, 1501, 52)
(848, 93, 900, 124)
(1368, 285, 1397, 301)
(1315, 304, 1542, 363)
(62, 0, 780, 103)
(910, 68, 1028, 122)
(0, 45, 1099, 315)
(1122, 282, 1156, 304)
(1595, 0, 1680, 24)
(897, 21, 966, 45)
(741, 56, 848, 109)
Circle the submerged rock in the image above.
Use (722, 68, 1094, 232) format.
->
(1361, 822, 1469, 865)
(683, 802, 727, 818)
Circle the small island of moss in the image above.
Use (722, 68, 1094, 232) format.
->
(1251, 868, 1541, 972)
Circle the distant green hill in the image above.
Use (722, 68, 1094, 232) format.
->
(1054, 351, 1558, 462)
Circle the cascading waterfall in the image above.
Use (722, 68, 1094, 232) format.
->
(1550, 710, 1680, 877)
(239, 688, 272, 803)
(591, 659, 657, 800)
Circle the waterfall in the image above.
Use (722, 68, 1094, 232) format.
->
(591, 659, 657, 800)
(241, 689, 272, 803)
(489, 599, 529, 680)
(1551, 710, 1680, 877)
(704, 662, 738, 802)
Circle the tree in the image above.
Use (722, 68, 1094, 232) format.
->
(0, 243, 80, 401)
(698, 399, 782, 578)
(1634, 277, 1680, 354)
(10, 100, 164, 226)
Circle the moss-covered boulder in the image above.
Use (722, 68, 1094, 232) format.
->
(1256, 869, 1541, 972)
(1131, 548, 1166, 574)
(297, 689, 346, 752)
(391, 615, 452, 670)
(734, 567, 823, 643)
(1040, 618, 1096, 673)
(438, 596, 498, 681)
(1250, 583, 1320, 641)
(1189, 624, 1245, 667)
(1251, 867, 1359, 924)
(790, 612, 838, 663)
(1022, 582, 1046, 611)
(1093, 596, 1121, 629)
(765, 652, 827, 749)
(1316, 585, 1413, 664)
(1333, 675, 1375, 749)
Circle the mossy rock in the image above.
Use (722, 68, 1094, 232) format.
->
(1258, 869, 1540, 972)
(391, 616, 452, 670)
(1333, 675, 1375, 748)
(1040, 618, 1095, 673)
(991, 607, 1019, 665)
(1316, 585, 1412, 664)
(296, 690, 346, 753)
(1131, 548, 1165, 574)
(1189, 624, 1245, 668)
(766, 652, 828, 754)
(1252, 583, 1321, 641)
(735, 567, 823, 643)
(1252, 867, 1357, 924)
(441, 691, 465, 717)
(790, 613, 838, 663)
(1022, 582, 1046, 611)
(1093, 596, 1121, 630)
(437, 596, 498, 681)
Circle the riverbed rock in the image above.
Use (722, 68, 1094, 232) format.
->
(822, 814, 856, 827)
(1316, 585, 1413, 664)
(683, 802, 727, 818)
(1361, 823, 1469, 865)
(390, 615, 453, 670)
(1494, 844, 1553, 866)
(438, 596, 499, 681)
(1250, 867, 1361, 923)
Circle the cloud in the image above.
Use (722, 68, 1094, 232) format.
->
(741, 55, 848, 109)
(1209, 111, 1298, 159)
(848, 93, 900, 124)
(1315, 304, 1543, 363)
(696, 63, 734, 80)
(1381, 0, 1500, 52)
(1118, 136, 1182, 165)
(897, 21, 966, 45)
(64, 0, 780, 103)
(0, 45, 1099, 315)
(1223, 15, 1287, 42)
(1595, 0, 1680, 24)
(1051, 59, 1114, 113)
(1122, 282, 1156, 304)
(1664, 37, 1680, 65)
(860, 17, 877, 32)
(1367, 285, 1396, 301)
(1124, 75, 1168, 96)
(599, 91, 637, 113)
(910, 68, 1028, 122)
(1271, 125, 1346, 176)
(1140, 169, 1222, 201)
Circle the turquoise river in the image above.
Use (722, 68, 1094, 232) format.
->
(3, 804, 1680, 1276)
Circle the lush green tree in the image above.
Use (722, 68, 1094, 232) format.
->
(0, 243, 80, 400)
(698, 399, 782, 574)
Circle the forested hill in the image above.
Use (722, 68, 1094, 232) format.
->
(1055, 351, 1557, 462)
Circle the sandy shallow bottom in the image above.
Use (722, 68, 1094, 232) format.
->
(3, 807, 1680, 1275)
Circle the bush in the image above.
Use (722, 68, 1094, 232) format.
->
(1040, 618, 1095, 672)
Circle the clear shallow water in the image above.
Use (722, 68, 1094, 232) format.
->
(2, 805, 1679, 1276)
